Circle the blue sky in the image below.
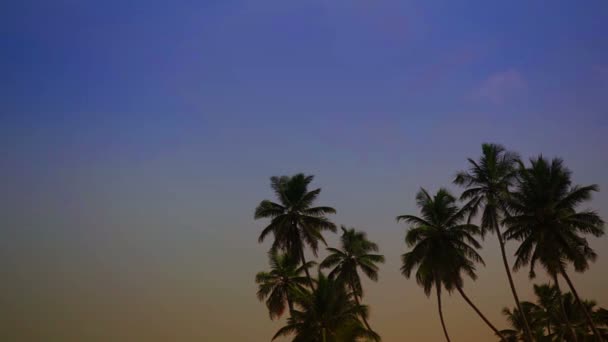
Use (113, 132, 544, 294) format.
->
(2, 1, 608, 340)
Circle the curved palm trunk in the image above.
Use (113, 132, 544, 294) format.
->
(559, 268, 604, 342)
(437, 286, 452, 342)
(299, 247, 315, 290)
(353, 293, 378, 341)
(495, 224, 534, 342)
(456, 286, 506, 341)
(553, 274, 578, 342)
(349, 280, 376, 339)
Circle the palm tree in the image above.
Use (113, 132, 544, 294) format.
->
(595, 309, 608, 340)
(532, 284, 562, 339)
(500, 302, 547, 341)
(504, 157, 605, 341)
(320, 226, 385, 337)
(562, 293, 600, 341)
(501, 284, 608, 342)
(272, 272, 380, 342)
(255, 251, 314, 319)
(255, 173, 337, 288)
(398, 188, 506, 341)
(544, 290, 602, 341)
(512, 284, 608, 341)
(454, 143, 534, 342)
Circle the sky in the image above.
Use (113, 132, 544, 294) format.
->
(1, 0, 608, 340)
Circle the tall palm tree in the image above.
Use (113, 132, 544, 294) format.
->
(320, 226, 385, 337)
(255, 173, 337, 288)
(272, 272, 380, 342)
(255, 251, 314, 319)
(398, 188, 506, 341)
(454, 143, 534, 342)
(504, 157, 605, 341)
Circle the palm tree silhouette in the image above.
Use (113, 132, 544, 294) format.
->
(500, 283, 608, 341)
(272, 272, 379, 342)
(454, 143, 534, 342)
(560, 292, 601, 340)
(255, 174, 337, 288)
(398, 188, 506, 341)
(500, 302, 546, 341)
(255, 251, 314, 319)
(531, 284, 562, 339)
(504, 157, 605, 341)
(320, 226, 385, 338)
(545, 285, 606, 341)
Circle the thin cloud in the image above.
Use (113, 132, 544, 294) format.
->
(472, 69, 527, 104)
(593, 64, 608, 78)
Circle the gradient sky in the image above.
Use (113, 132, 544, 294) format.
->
(2, 0, 608, 341)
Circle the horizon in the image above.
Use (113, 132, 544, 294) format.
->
(2, 0, 608, 341)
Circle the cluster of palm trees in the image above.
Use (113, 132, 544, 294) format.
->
(501, 284, 608, 341)
(254, 174, 385, 341)
(254, 144, 606, 341)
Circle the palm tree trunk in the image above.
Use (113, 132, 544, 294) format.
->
(495, 224, 534, 342)
(456, 286, 506, 341)
(553, 274, 578, 342)
(299, 246, 315, 290)
(354, 292, 379, 341)
(349, 278, 376, 337)
(436, 285, 452, 342)
(559, 268, 604, 342)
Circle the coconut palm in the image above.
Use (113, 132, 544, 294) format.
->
(530, 283, 587, 341)
(501, 284, 608, 341)
(320, 226, 385, 337)
(454, 143, 534, 342)
(501, 302, 546, 341)
(562, 293, 599, 341)
(255, 173, 337, 288)
(398, 188, 506, 341)
(272, 272, 380, 342)
(532, 284, 562, 339)
(255, 251, 314, 319)
(545, 290, 604, 341)
(504, 157, 605, 341)
(596, 309, 608, 330)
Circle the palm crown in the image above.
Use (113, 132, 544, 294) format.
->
(454, 143, 519, 236)
(272, 272, 378, 342)
(500, 302, 546, 341)
(320, 226, 385, 297)
(504, 157, 604, 278)
(255, 251, 314, 320)
(255, 173, 337, 286)
(399, 188, 483, 295)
